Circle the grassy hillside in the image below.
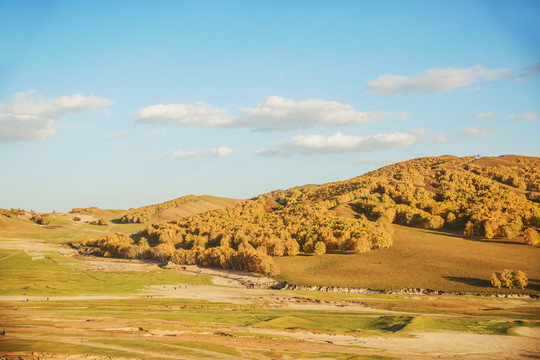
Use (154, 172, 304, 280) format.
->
(149, 195, 242, 223)
(119, 194, 242, 223)
(275, 224, 540, 294)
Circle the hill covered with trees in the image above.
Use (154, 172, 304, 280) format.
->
(77, 155, 540, 276)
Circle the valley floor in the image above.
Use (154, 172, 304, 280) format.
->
(1, 237, 540, 359)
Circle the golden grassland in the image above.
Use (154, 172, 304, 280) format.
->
(275, 224, 540, 293)
(150, 195, 242, 223)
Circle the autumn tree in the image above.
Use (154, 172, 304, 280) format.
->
(464, 221, 475, 238)
(502, 218, 522, 240)
(303, 241, 314, 253)
(314, 241, 326, 256)
(491, 269, 528, 289)
(284, 237, 300, 256)
(523, 227, 539, 246)
(351, 235, 370, 254)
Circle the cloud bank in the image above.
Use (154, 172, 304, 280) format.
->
(507, 113, 537, 121)
(106, 132, 135, 139)
(475, 112, 496, 119)
(136, 102, 233, 127)
(255, 132, 417, 157)
(236, 96, 386, 131)
(460, 127, 493, 137)
(0, 90, 114, 141)
(136, 96, 388, 131)
(168, 146, 233, 159)
(368, 66, 513, 95)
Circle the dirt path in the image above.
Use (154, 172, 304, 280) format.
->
(0, 249, 21, 262)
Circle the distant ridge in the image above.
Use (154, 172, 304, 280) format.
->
(120, 195, 242, 223)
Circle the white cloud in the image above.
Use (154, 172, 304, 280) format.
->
(0, 90, 114, 141)
(135, 96, 389, 131)
(168, 146, 233, 159)
(236, 96, 387, 131)
(368, 66, 513, 95)
(410, 128, 427, 135)
(409, 128, 448, 144)
(460, 127, 493, 137)
(433, 134, 448, 143)
(106, 132, 134, 139)
(0, 114, 56, 141)
(255, 132, 417, 157)
(506, 113, 537, 121)
(136, 102, 233, 127)
(397, 112, 410, 121)
(475, 112, 496, 119)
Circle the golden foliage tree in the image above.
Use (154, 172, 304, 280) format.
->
(314, 241, 326, 256)
(491, 269, 528, 289)
(523, 227, 539, 246)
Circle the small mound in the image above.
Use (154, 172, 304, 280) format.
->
(150, 196, 242, 223)
(0, 214, 44, 236)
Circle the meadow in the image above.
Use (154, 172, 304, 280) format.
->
(1, 227, 540, 359)
(275, 224, 540, 294)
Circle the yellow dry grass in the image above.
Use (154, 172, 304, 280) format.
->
(275, 224, 540, 294)
(150, 195, 242, 223)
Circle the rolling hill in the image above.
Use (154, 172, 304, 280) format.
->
(75, 154, 540, 293)
(119, 194, 243, 223)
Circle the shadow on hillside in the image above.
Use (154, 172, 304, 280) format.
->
(461, 237, 527, 246)
(110, 218, 123, 224)
(444, 276, 540, 292)
(443, 276, 491, 288)
(394, 225, 463, 239)
(420, 228, 463, 239)
(397, 226, 527, 246)
(526, 279, 540, 292)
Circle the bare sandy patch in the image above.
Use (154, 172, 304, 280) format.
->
(79, 255, 162, 272)
(361, 331, 540, 359)
(179, 264, 277, 288)
(514, 326, 540, 338)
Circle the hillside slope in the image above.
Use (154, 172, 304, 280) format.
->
(78, 155, 540, 291)
(120, 195, 242, 223)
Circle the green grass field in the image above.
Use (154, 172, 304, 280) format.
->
(0, 248, 212, 296)
(1, 293, 539, 359)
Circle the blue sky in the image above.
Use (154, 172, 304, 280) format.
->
(1, 0, 539, 212)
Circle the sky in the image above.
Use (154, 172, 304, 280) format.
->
(1, 0, 539, 212)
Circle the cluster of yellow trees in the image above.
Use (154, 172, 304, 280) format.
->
(0, 208, 25, 218)
(71, 207, 100, 214)
(120, 195, 200, 223)
(81, 194, 393, 274)
(0, 208, 52, 225)
(491, 269, 528, 289)
(78, 155, 539, 275)
(300, 156, 539, 241)
(30, 212, 52, 225)
(468, 157, 540, 192)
